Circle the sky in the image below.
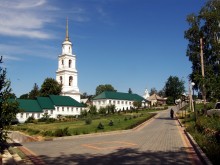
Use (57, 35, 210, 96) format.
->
(0, 0, 207, 97)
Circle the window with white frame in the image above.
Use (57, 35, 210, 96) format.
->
(62, 107, 64, 111)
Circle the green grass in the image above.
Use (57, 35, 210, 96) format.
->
(11, 110, 156, 137)
(8, 147, 26, 159)
(179, 103, 220, 165)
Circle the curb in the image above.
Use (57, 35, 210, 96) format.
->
(176, 117, 212, 165)
(185, 131, 213, 165)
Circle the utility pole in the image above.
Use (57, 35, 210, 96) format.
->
(188, 80, 192, 112)
(200, 38, 206, 113)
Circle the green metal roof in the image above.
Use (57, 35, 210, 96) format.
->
(37, 97, 55, 110)
(16, 99, 43, 112)
(49, 95, 85, 107)
(93, 91, 146, 102)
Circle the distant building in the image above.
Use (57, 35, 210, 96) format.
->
(143, 88, 150, 100)
(92, 91, 149, 111)
(15, 95, 84, 123)
(147, 93, 166, 106)
(56, 19, 80, 102)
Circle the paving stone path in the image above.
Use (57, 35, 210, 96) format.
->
(22, 107, 203, 165)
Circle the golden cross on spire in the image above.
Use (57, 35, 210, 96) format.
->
(65, 17, 69, 41)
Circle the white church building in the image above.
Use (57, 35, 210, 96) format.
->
(14, 20, 84, 123)
(56, 19, 80, 102)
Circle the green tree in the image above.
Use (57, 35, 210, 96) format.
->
(89, 105, 97, 115)
(149, 87, 157, 96)
(128, 88, 132, 94)
(164, 76, 185, 103)
(0, 56, 19, 149)
(158, 89, 165, 97)
(19, 93, 29, 99)
(185, 0, 220, 100)
(95, 84, 116, 96)
(29, 83, 40, 99)
(133, 101, 142, 109)
(40, 78, 62, 97)
(81, 92, 88, 99)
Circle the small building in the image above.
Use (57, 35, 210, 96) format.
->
(92, 91, 148, 111)
(147, 93, 166, 106)
(16, 95, 85, 123)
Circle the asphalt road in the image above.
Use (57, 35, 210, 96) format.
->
(23, 107, 202, 165)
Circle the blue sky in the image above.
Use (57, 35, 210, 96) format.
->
(0, 0, 206, 97)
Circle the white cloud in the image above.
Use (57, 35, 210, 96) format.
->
(0, 0, 46, 9)
(0, 0, 54, 39)
(0, 43, 57, 60)
(1, 55, 22, 61)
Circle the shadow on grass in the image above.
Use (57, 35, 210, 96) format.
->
(38, 148, 193, 165)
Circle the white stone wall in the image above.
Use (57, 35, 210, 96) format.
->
(16, 106, 84, 123)
(93, 99, 134, 111)
(16, 112, 42, 123)
(52, 106, 82, 118)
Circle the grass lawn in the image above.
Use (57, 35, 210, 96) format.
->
(177, 103, 220, 165)
(11, 110, 157, 137)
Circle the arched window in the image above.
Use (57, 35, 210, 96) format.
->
(69, 46, 71, 53)
(69, 76, 73, 86)
(69, 60, 72, 68)
(62, 59, 64, 65)
(60, 76, 63, 84)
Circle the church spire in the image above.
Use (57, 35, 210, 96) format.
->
(65, 17, 69, 41)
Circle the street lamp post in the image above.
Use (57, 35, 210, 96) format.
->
(191, 82, 196, 121)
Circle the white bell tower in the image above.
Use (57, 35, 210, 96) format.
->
(56, 18, 80, 102)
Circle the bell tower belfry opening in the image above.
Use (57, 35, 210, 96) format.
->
(56, 18, 80, 102)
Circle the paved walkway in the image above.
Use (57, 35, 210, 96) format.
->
(22, 107, 203, 165)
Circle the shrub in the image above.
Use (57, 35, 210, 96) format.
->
(97, 122, 104, 129)
(85, 118, 92, 125)
(80, 110, 88, 118)
(27, 128, 40, 135)
(99, 107, 107, 115)
(42, 130, 53, 137)
(54, 127, 70, 137)
(25, 116, 35, 123)
(108, 120, 114, 126)
(74, 130, 79, 135)
(89, 105, 97, 115)
(124, 117, 128, 121)
(82, 130, 89, 134)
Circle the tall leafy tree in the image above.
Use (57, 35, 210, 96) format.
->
(40, 78, 62, 97)
(164, 76, 185, 103)
(128, 88, 132, 94)
(149, 87, 157, 96)
(185, 0, 220, 100)
(29, 83, 40, 99)
(19, 93, 29, 99)
(95, 84, 116, 96)
(0, 56, 19, 149)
